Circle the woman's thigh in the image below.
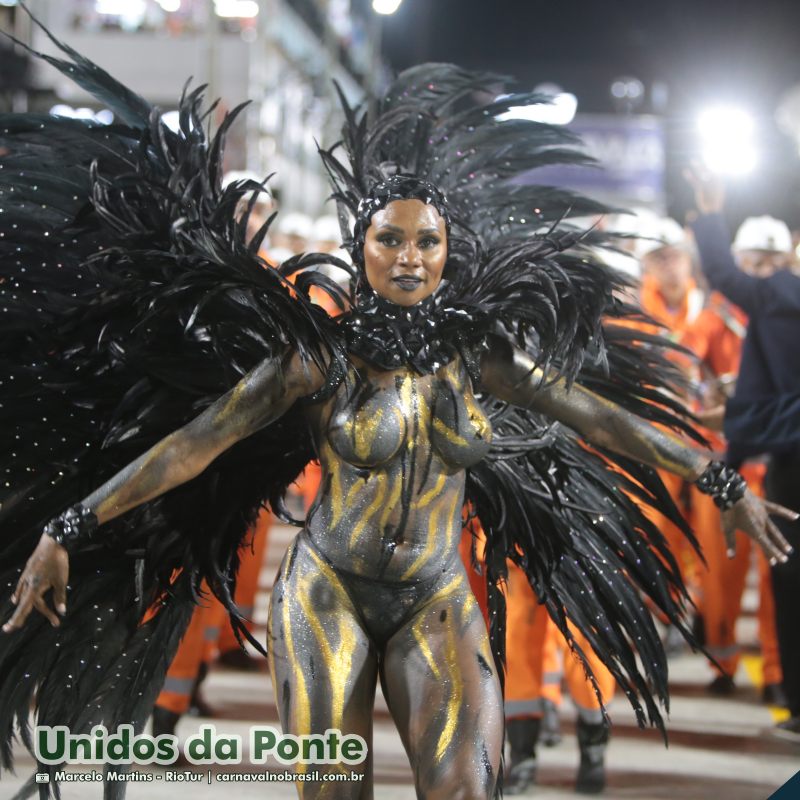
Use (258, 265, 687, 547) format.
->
(380, 569, 503, 800)
(268, 533, 378, 798)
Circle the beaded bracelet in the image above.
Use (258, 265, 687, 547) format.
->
(43, 504, 99, 553)
(694, 461, 747, 510)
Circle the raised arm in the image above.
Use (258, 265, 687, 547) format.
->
(691, 213, 760, 312)
(480, 334, 795, 561)
(685, 166, 800, 315)
(3, 349, 324, 632)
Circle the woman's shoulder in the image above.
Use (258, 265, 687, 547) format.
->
(283, 347, 343, 405)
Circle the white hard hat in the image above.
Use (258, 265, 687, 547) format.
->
(267, 246, 293, 265)
(633, 214, 688, 259)
(327, 247, 352, 266)
(605, 211, 648, 239)
(312, 215, 343, 245)
(733, 216, 792, 253)
(277, 212, 313, 240)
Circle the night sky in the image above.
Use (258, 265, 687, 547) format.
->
(378, 0, 800, 224)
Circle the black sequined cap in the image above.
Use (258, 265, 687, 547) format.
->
(349, 175, 452, 270)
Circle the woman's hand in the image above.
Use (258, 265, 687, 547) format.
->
(722, 488, 797, 565)
(2, 535, 69, 632)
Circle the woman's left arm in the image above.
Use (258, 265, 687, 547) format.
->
(480, 333, 796, 563)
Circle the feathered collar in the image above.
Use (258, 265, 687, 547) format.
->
(299, 283, 486, 406)
(343, 284, 484, 374)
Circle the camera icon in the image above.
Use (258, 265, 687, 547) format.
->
(35, 773, 50, 783)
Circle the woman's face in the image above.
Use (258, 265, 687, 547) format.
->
(362, 199, 447, 306)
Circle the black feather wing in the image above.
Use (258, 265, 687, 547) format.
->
(0, 19, 342, 795)
(453, 234, 704, 734)
(467, 322, 703, 733)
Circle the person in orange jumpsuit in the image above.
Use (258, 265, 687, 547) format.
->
(215, 508, 272, 668)
(682, 292, 784, 703)
(152, 504, 272, 735)
(459, 522, 614, 795)
(503, 561, 616, 795)
(636, 217, 706, 615)
(637, 216, 782, 701)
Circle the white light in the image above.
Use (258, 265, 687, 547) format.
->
(698, 106, 755, 139)
(702, 142, 758, 176)
(157, 0, 180, 11)
(497, 93, 578, 126)
(372, 0, 402, 14)
(697, 106, 758, 176)
(214, 0, 259, 17)
(50, 104, 75, 118)
(611, 78, 644, 100)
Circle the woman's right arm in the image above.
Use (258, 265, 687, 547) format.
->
(88, 352, 315, 524)
(2, 350, 324, 633)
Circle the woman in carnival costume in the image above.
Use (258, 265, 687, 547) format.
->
(0, 18, 794, 800)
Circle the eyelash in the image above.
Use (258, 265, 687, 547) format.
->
(377, 236, 440, 248)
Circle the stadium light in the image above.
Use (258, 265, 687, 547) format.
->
(372, 0, 402, 15)
(698, 106, 758, 176)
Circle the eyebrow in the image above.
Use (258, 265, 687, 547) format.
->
(376, 223, 441, 235)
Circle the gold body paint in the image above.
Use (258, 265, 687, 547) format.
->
(267, 356, 502, 799)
